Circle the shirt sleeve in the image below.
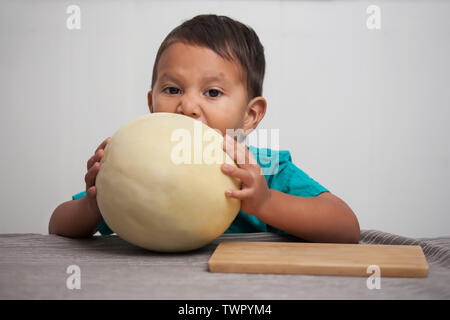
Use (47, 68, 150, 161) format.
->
(248, 146, 329, 197)
(71, 191, 114, 236)
(269, 151, 329, 197)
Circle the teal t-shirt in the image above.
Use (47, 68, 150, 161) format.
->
(72, 145, 329, 236)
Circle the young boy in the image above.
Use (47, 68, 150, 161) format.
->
(49, 14, 360, 243)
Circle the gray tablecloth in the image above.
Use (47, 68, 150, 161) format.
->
(0, 230, 449, 299)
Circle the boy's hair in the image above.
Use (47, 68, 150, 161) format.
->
(151, 14, 265, 100)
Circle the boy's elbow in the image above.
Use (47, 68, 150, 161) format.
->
(48, 223, 54, 235)
(336, 203, 360, 244)
(338, 198, 360, 244)
(48, 206, 59, 235)
(48, 202, 95, 238)
(337, 224, 360, 244)
(349, 226, 360, 244)
(322, 193, 360, 244)
(348, 212, 361, 244)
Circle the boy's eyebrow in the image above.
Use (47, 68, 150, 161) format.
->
(159, 72, 231, 86)
(202, 75, 231, 86)
(159, 73, 182, 83)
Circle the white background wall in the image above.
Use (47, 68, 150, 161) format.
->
(1, 0, 449, 238)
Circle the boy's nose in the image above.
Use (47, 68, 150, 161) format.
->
(177, 93, 202, 120)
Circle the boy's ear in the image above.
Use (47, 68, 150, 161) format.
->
(147, 91, 154, 113)
(242, 96, 267, 133)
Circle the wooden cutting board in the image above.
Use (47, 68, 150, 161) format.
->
(208, 241, 429, 277)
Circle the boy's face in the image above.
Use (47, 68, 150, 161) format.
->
(148, 42, 266, 136)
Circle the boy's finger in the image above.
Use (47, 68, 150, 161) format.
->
(95, 137, 111, 154)
(223, 135, 256, 168)
(87, 155, 95, 170)
(85, 162, 100, 188)
(87, 149, 104, 170)
(87, 186, 97, 198)
(225, 188, 252, 200)
(222, 135, 240, 163)
(221, 163, 253, 186)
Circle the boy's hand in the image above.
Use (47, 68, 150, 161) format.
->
(85, 137, 111, 218)
(221, 135, 271, 217)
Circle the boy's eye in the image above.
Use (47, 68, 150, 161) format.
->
(162, 87, 222, 98)
(163, 87, 181, 95)
(205, 89, 222, 98)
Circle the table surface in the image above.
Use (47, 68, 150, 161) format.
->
(1, 231, 449, 299)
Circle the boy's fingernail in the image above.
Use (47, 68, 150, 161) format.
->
(223, 163, 231, 171)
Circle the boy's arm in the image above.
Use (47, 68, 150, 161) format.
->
(49, 137, 110, 238)
(49, 196, 103, 238)
(257, 190, 360, 243)
(221, 136, 360, 243)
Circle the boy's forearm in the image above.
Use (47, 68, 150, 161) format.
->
(257, 190, 360, 243)
(49, 197, 103, 238)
